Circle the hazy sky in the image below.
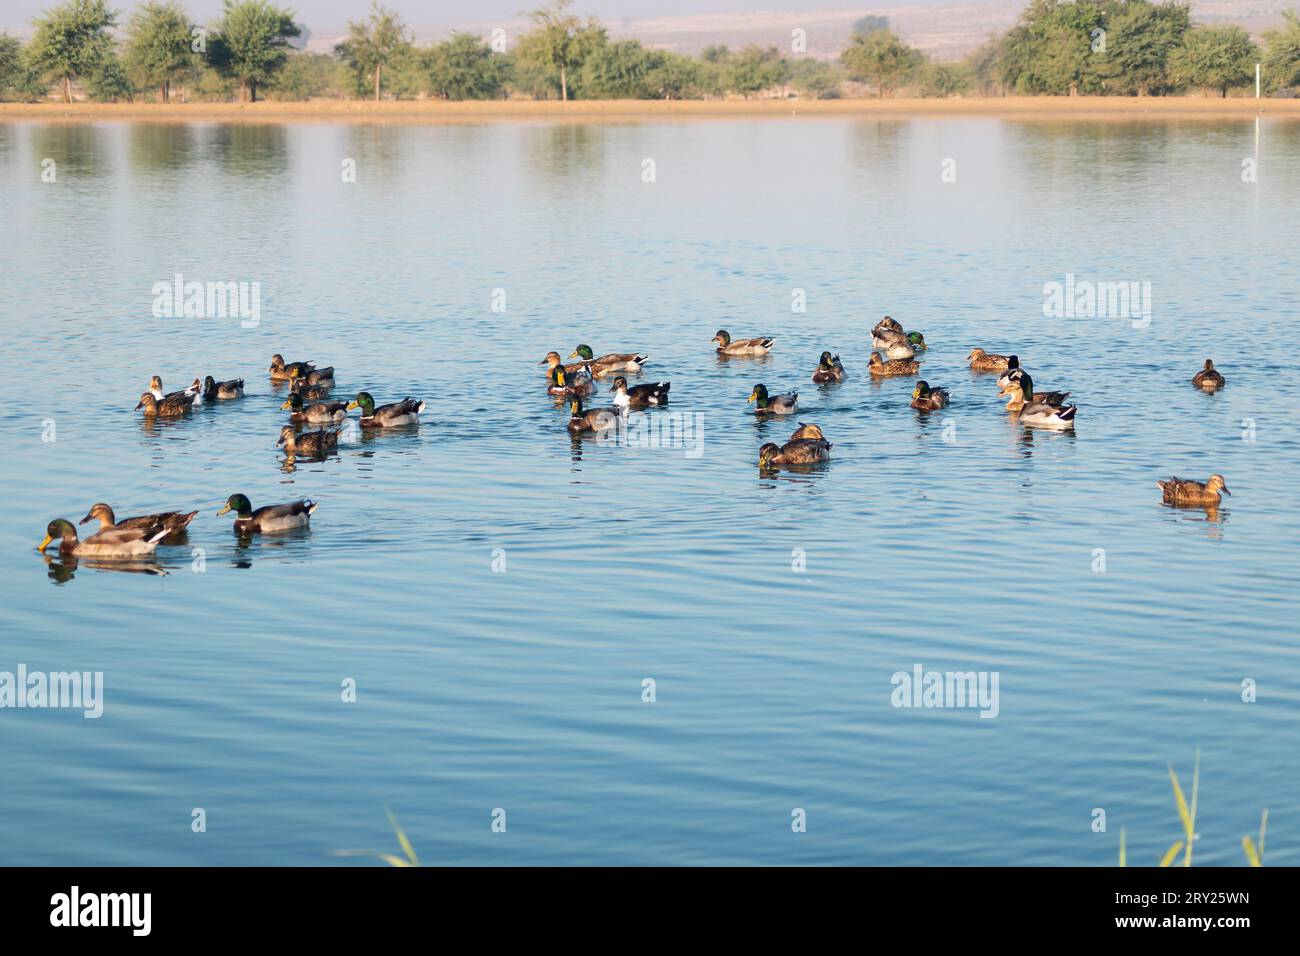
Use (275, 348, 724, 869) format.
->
(2, 1, 943, 33)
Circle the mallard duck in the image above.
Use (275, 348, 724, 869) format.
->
(569, 345, 647, 377)
(998, 370, 1070, 406)
(217, 494, 316, 533)
(968, 348, 1010, 371)
(610, 375, 669, 409)
(136, 390, 195, 417)
(878, 339, 916, 360)
(277, 425, 340, 455)
(539, 351, 593, 377)
(1192, 359, 1225, 391)
(996, 356, 1023, 390)
(268, 354, 317, 382)
(567, 396, 619, 434)
(1002, 373, 1077, 428)
(79, 503, 197, 537)
(150, 375, 203, 406)
(203, 375, 244, 401)
(39, 518, 169, 558)
(1158, 474, 1230, 507)
(282, 393, 348, 423)
(288, 378, 332, 401)
(812, 351, 845, 383)
(713, 330, 774, 355)
(910, 381, 950, 411)
(288, 364, 335, 388)
(758, 434, 832, 467)
(872, 327, 915, 358)
(906, 331, 928, 352)
(868, 353, 919, 377)
(346, 391, 425, 427)
(873, 316, 904, 335)
(789, 422, 825, 441)
(748, 384, 797, 415)
(548, 363, 594, 397)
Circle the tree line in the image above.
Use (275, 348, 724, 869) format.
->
(1, 0, 1298, 104)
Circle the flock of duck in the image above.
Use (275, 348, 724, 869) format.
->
(36, 324, 1233, 565)
(37, 354, 426, 564)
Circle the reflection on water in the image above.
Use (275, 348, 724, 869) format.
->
(1, 116, 1298, 867)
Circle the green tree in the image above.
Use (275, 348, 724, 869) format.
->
(516, 0, 604, 101)
(1170, 24, 1258, 96)
(1261, 9, 1300, 91)
(921, 61, 969, 97)
(576, 39, 663, 98)
(1096, 1, 1190, 95)
(841, 28, 923, 96)
(123, 1, 196, 102)
(267, 51, 346, 99)
(788, 57, 842, 99)
(88, 51, 135, 100)
(729, 45, 789, 97)
(26, 0, 119, 103)
(425, 33, 510, 100)
(0, 35, 23, 97)
(210, 0, 300, 102)
(335, 2, 410, 101)
(644, 51, 703, 99)
(852, 15, 890, 37)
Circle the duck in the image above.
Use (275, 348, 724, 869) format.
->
(568, 345, 647, 377)
(346, 391, 425, 427)
(288, 364, 335, 388)
(288, 378, 332, 401)
(910, 381, 950, 411)
(217, 494, 316, 533)
(610, 376, 669, 409)
(203, 375, 245, 401)
(1158, 474, 1230, 507)
(758, 432, 832, 467)
(539, 351, 594, 377)
(748, 384, 797, 415)
(1192, 359, 1225, 391)
(282, 393, 349, 424)
(149, 375, 203, 406)
(968, 348, 1011, 371)
(79, 503, 197, 538)
(136, 390, 196, 417)
(713, 330, 774, 356)
(269, 354, 315, 382)
(868, 353, 920, 377)
(39, 518, 169, 558)
(277, 425, 341, 455)
(548, 364, 594, 397)
(1001, 373, 1077, 429)
(812, 351, 845, 383)
(906, 331, 928, 352)
(995, 355, 1023, 390)
(873, 316, 904, 335)
(998, 370, 1070, 406)
(872, 327, 915, 359)
(567, 396, 619, 434)
(789, 422, 826, 441)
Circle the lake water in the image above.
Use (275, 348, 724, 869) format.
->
(1, 114, 1297, 866)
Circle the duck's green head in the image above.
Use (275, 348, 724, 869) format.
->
(758, 442, 780, 466)
(1018, 373, 1035, 400)
(818, 350, 834, 367)
(39, 518, 76, 552)
(282, 393, 305, 411)
(217, 493, 253, 518)
(549, 365, 566, 387)
(713, 330, 731, 347)
(347, 392, 375, 414)
(610, 376, 628, 392)
(1006, 354, 1019, 371)
(570, 345, 594, 361)
(748, 384, 769, 406)
(907, 331, 926, 348)
(913, 381, 931, 399)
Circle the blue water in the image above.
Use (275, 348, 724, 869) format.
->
(0, 115, 1297, 866)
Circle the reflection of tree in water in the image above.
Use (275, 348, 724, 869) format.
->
(29, 123, 108, 178)
(129, 123, 198, 174)
(202, 124, 290, 177)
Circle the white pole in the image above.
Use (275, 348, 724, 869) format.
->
(1256, 63, 1261, 99)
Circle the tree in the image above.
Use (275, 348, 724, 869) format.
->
(27, 0, 119, 103)
(124, 1, 195, 102)
(516, 0, 604, 101)
(267, 51, 346, 99)
(0, 35, 23, 97)
(1095, 1, 1190, 95)
(88, 51, 135, 101)
(788, 57, 842, 99)
(1170, 24, 1258, 96)
(729, 45, 789, 97)
(210, 0, 300, 102)
(425, 33, 510, 100)
(921, 61, 969, 97)
(644, 51, 703, 99)
(1261, 9, 1300, 91)
(335, 2, 410, 101)
(841, 28, 923, 96)
(852, 15, 890, 37)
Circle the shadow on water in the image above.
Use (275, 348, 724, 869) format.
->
(41, 553, 168, 583)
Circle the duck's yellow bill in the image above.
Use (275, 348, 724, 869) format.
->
(746, 393, 756, 402)
(346, 401, 359, 410)
(216, 504, 231, 516)
(37, 534, 52, 552)
(567, 350, 579, 359)
(280, 399, 292, 410)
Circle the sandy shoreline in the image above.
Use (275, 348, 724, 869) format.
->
(2, 96, 1298, 124)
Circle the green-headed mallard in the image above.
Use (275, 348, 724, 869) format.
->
(136, 390, 196, 417)
(1158, 474, 1230, 506)
(39, 517, 169, 558)
(758, 432, 832, 467)
(610, 375, 669, 409)
(868, 352, 919, 377)
(1001, 373, 1076, 429)
(1192, 359, 1225, 391)
(567, 396, 619, 434)
(269, 354, 315, 382)
(812, 351, 845, 383)
(968, 348, 1010, 371)
(910, 380, 950, 411)
(748, 383, 797, 415)
(217, 494, 316, 533)
(282, 393, 348, 423)
(713, 330, 774, 356)
(79, 502, 197, 538)
(347, 391, 425, 427)
(906, 331, 928, 352)
(277, 425, 340, 455)
(569, 345, 647, 377)
(203, 375, 245, 400)
(289, 378, 332, 401)
(287, 364, 335, 388)
(548, 363, 594, 397)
